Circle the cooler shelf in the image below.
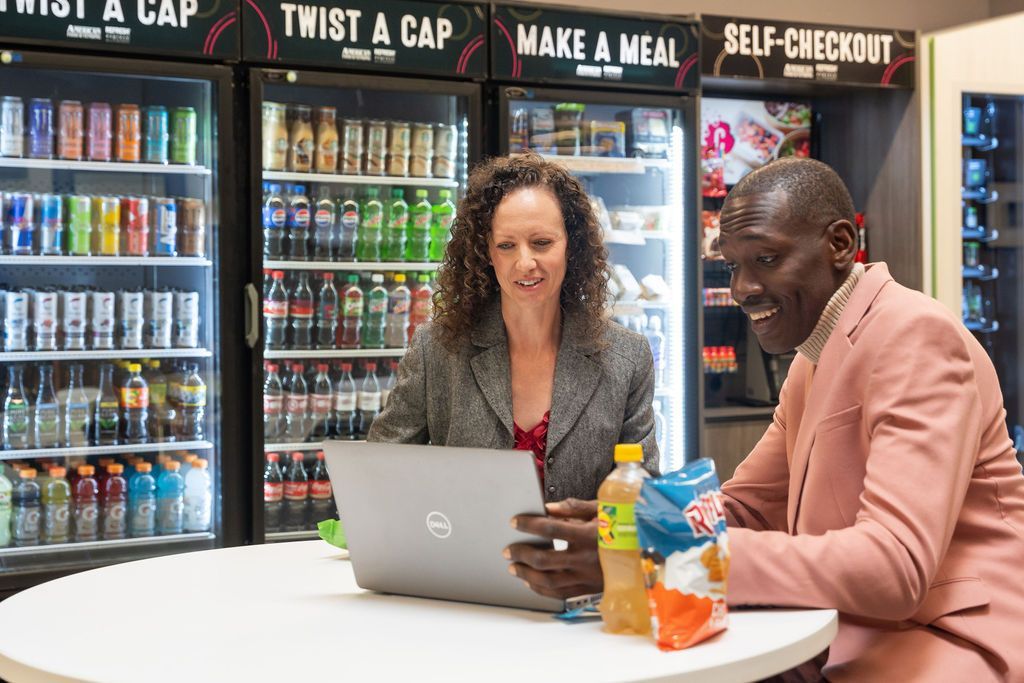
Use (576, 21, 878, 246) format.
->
(0, 157, 211, 175)
(264, 440, 365, 452)
(265, 530, 320, 542)
(0, 440, 214, 461)
(263, 260, 437, 272)
(263, 171, 458, 189)
(0, 531, 214, 557)
(0, 256, 212, 267)
(263, 349, 406, 360)
(0, 349, 212, 362)
(516, 153, 670, 175)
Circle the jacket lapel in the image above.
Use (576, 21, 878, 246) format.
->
(546, 312, 602, 455)
(470, 301, 513, 438)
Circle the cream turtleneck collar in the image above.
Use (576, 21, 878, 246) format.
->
(795, 262, 865, 364)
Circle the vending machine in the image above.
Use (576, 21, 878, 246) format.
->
(241, 0, 486, 542)
(490, 4, 702, 473)
(0, 4, 245, 593)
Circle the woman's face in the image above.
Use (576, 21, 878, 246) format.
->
(488, 186, 568, 310)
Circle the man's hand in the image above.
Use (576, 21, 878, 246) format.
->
(504, 498, 602, 599)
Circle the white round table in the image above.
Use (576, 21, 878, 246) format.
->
(0, 541, 836, 683)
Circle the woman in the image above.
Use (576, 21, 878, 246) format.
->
(368, 153, 658, 503)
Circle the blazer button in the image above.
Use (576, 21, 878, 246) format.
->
(546, 457, 554, 465)
(547, 485, 555, 494)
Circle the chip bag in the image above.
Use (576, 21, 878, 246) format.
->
(635, 458, 729, 651)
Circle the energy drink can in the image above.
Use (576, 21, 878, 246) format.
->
(151, 197, 178, 256)
(171, 107, 197, 165)
(117, 290, 145, 349)
(31, 289, 58, 351)
(173, 290, 200, 348)
(94, 196, 120, 256)
(115, 104, 141, 163)
(7, 192, 35, 255)
(144, 289, 173, 349)
(66, 195, 92, 256)
(89, 290, 116, 350)
(28, 98, 54, 159)
(38, 193, 64, 256)
(0, 96, 24, 158)
(143, 105, 169, 164)
(121, 196, 150, 256)
(58, 100, 84, 161)
(60, 289, 87, 350)
(3, 290, 29, 351)
(87, 102, 112, 162)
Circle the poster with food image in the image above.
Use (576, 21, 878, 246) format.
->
(701, 98, 811, 196)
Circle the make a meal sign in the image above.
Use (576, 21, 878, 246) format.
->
(242, 0, 486, 78)
(701, 15, 915, 88)
(491, 5, 699, 91)
(0, 0, 238, 59)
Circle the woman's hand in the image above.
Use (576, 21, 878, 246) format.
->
(504, 498, 602, 599)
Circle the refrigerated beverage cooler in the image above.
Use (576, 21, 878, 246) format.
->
(0, 49, 239, 590)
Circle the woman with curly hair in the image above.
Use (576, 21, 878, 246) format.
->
(368, 152, 657, 599)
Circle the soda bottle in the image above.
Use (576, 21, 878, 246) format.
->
(156, 460, 184, 535)
(0, 468, 12, 547)
(100, 463, 128, 540)
(262, 183, 287, 259)
(357, 187, 383, 262)
(12, 468, 41, 547)
(336, 188, 359, 261)
(339, 274, 363, 349)
(644, 315, 666, 388)
(384, 273, 410, 349)
(183, 457, 211, 532)
(358, 362, 382, 437)
(283, 452, 309, 531)
(121, 363, 150, 444)
(313, 186, 336, 261)
(64, 363, 90, 447)
(177, 363, 206, 441)
(34, 364, 61, 449)
(429, 189, 456, 262)
(316, 272, 339, 350)
(94, 363, 120, 446)
(285, 363, 309, 442)
(381, 360, 397, 408)
(408, 274, 433, 344)
(382, 188, 408, 262)
(3, 364, 30, 450)
(262, 267, 274, 299)
(310, 364, 333, 440)
(287, 184, 311, 261)
(363, 273, 388, 349)
(597, 443, 651, 635)
(129, 462, 157, 537)
(332, 362, 358, 440)
(42, 466, 71, 545)
(72, 465, 100, 542)
(264, 363, 285, 442)
(406, 189, 432, 262)
(264, 453, 284, 532)
(309, 451, 334, 523)
(264, 270, 289, 350)
(289, 271, 314, 350)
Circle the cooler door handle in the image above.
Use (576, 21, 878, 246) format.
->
(244, 283, 259, 349)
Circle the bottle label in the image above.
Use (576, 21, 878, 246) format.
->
(597, 501, 638, 550)
(150, 382, 167, 406)
(342, 211, 358, 230)
(318, 303, 336, 320)
(264, 481, 283, 502)
(292, 208, 311, 228)
(15, 508, 40, 538)
(286, 394, 308, 413)
(311, 395, 332, 413)
(264, 394, 283, 414)
(263, 299, 288, 319)
(388, 213, 408, 229)
(290, 301, 314, 318)
(66, 404, 89, 435)
(103, 502, 127, 534)
(389, 299, 409, 315)
(358, 391, 381, 412)
(367, 297, 387, 315)
(334, 392, 357, 412)
(343, 297, 363, 317)
(44, 502, 70, 538)
(97, 402, 119, 430)
(131, 498, 155, 533)
(284, 480, 309, 500)
(184, 495, 211, 530)
(310, 480, 332, 499)
(120, 386, 149, 409)
(4, 404, 28, 435)
(35, 404, 59, 434)
(314, 209, 333, 228)
(158, 498, 183, 530)
(363, 213, 382, 229)
(413, 212, 430, 228)
(180, 385, 207, 408)
(263, 206, 286, 228)
(435, 212, 454, 230)
(75, 502, 99, 536)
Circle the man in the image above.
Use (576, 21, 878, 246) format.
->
(509, 158, 1024, 681)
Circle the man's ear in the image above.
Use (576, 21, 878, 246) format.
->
(827, 219, 857, 269)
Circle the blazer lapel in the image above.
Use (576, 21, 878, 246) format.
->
(470, 301, 514, 438)
(546, 312, 602, 455)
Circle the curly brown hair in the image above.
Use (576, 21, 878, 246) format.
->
(433, 153, 610, 350)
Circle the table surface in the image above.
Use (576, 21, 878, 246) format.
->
(0, 541, 837, 683)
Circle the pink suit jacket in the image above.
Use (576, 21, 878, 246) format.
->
(722, 263, 1024, 681)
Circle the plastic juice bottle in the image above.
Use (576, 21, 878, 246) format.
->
(597, 443, 651, 635)
(156, 460, 184, 535)
(363, 273, 388, 349)
(12, 468, 41, 547)
(72, 465, 100, 542)
(357, 187, 383, 262)
(429, 189, 455, 262)
(42, 466, 71, 545)
(339, 274, 364, 349)
(183, 458, 211, 532)
(101, 463, 128, 540)
(129, 462, 156, 538)
(406, 189, 432, 262)
(382, 188, 408, 262)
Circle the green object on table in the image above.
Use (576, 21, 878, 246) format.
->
(318, 519, 347, 549)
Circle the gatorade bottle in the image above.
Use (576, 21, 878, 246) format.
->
(12, 468, 41, 547)
(0, 468, 11, 547)
(339, 274, 363, 349)
(42, 466, 71, 545)
(382, 188, 408, 262)
(156, 460, 184, 535)
(406, 189, 432, 262)
(129, 462, 157, 537)
(336, 188, 359, 261)
(363, 274, 388, 349)
(357, 187, 383, 262)
(384, 274, 410, 348)
(183, 457, 212, 532)
(72, 465, 100, 542)
(101, 463, 128, 540)
(597, 443, 651, 635)
(408, 274, 433, 344)
(429, 189, 456, 262)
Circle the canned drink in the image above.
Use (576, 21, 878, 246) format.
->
(3, 290, 29, 351)
(60, 289, 87, 350)
(89, 290, 116, 350)
(58, 100, 84, 161)
(31, 289, 59, 351)
(410, 123, 434, 178)
(144, 289, 173, 349)
(117, 290, 145, 349)
(87, 102, 112, 162)
(116, 104, 141, 163)
(66, 195, 92, 255)
(433, 124, 458, 179)
(143, 105, 169, 164)
(341, 118, 364, 175)
(121, 196, 150, 256)
(28, 98, 54, 159)
(387, 121, 410, 177)
(151, 197, 178, 256)
(173, 290, 200, 348)
(177, 197, 206, 257)
(7, 192, 35, 256)
(38, 193, 64, 256)
(365, 120, 387, 176)
(171, 107, 197, 165)
(1, 96, 24, 158)
(93, 196, 120, 256)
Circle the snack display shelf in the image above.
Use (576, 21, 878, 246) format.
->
(0, 532, 214, 557)
(0, 256, 212, 267)
(0, 440, 214, 461)
(0, 157, 211, 175)
(263, 171, 458, 188)
(263, 349, 406, 360)
(0, 349, 212, 362)
(262, 260, 437, 272)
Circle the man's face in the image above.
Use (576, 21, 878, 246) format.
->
(718, 190, 852, 355)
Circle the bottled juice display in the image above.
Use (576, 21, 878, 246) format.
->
(597, 443, 651, 634)
(41, 466, 70, 545)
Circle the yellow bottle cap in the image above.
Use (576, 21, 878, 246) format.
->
(129, 363, 142, 372)
(613, 444, 643, 463)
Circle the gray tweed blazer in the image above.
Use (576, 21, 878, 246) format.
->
(367, 300, 659, 502)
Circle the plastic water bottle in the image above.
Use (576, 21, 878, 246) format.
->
(129, 462, 157, 538)
(121, 363, 149, 444)
(34, 364, 61, 448)
(652, 400, 668, 468)
(183, 457, 212, 532)
(363, 274, 388, 349)
(332, 362, 358, 440)
(429, 189, 456, 262)
(316, 272, 338, 350)
(339, 274, 363, 349)
(313, 186, 336, 261)
(264, 270, 288, 350)
(156, 461, 184, 535)
(64, 363, 90, 447)
(289, 271, 314, 350)
(264, 453, 284, 532)
(285, 363, 309, 442)
(287, 184, 311, 261)
(94, 363, 120, 446)
(177, 363, 206, 441)
(309, 451, 333, 523)
(336, 188, 359, 261)
(264, 363, 285, 442)
(644, 315, 666, 388)
(358, 362, 382, 437)
(13, 468, 41, 547)
(3, 364, 30, 450)
(41, 466, 70, 545)
(101, 463, 128, 540)
(357, 187, 383, 262)
(408, 275, 433, 344)
(385, 274, 410, 348)
(382, 188, 408, 262)
(406, 189, 432, 262)
(283, 452, 309, 531)
(262, 183, 286, 259)
(310, 364, 333, 440)
(72, 465, 99, 542)
(0, 469, 12, 547)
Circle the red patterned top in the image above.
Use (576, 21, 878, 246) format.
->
(513, 411, 551, 486)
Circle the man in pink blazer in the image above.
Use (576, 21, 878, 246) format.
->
(718, 158, 1024, 681)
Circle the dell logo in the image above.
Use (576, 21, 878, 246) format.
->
(426, 511, 452, 539)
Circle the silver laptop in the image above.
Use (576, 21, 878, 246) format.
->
(323, 440, 567, 612)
